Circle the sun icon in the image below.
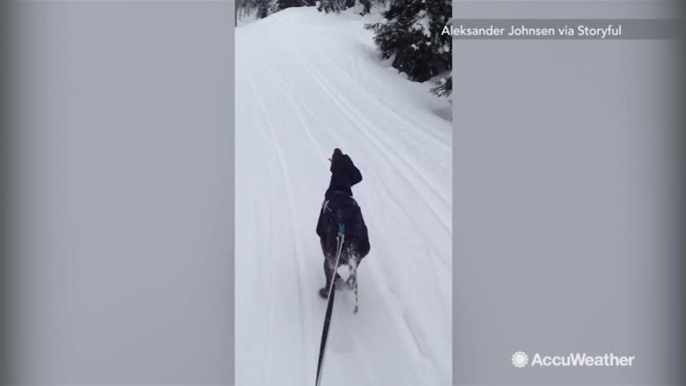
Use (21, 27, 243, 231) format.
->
(512, 351, 529, 368)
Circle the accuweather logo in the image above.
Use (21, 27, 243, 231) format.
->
(511, 351, 636, 368)
(511, 352, 529, 368)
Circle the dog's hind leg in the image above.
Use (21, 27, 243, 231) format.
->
(347, 254, 359, 314)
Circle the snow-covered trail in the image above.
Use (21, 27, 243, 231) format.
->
(235, 8, 452, 386)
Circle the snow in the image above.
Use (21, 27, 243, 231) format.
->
(236, 7, 452, 386)
(413, 9, 432, 38)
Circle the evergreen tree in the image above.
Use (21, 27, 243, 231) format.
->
(367, 0, 451, 82)
(268, 0, 281, 15)
(256, 0, 271, 18)
(318, 0, 373, 14)
(431, 75, 452, 97)
(276, 0, 304, 11)
(317, 0, 344, 13)
(359, 0, 372, 15)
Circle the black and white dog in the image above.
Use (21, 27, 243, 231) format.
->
(316, 148, 370, 300)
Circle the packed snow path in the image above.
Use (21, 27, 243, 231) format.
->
(235, 8, 452, 386)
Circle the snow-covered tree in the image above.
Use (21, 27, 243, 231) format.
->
(244, 0, 376, 18)
(256, 0, 271, 18)
(367, 0, 451, 83)
(276, 0, 304, 10)
(359, 0, 372, 15)
(275, 0, 316, 11)
(318, 0, 376, 14)
(317, 0, 344, 13)
(431, 75, 452, 97)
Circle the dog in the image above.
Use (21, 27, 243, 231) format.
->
(316, 149, 370, 299)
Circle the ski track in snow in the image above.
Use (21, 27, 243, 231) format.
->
(236, 8, 452, 386)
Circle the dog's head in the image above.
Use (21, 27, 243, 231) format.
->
(330, 148, 343, 162)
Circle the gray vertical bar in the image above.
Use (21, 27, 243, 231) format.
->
(5, 1, 235, 384)
(0, 0, 9, 383)
(453, 0, 681, 385)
